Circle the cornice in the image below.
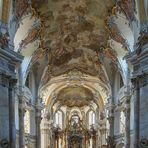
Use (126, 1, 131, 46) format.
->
(125, 44, 148, 63)
(0, 48, 23, 82)
(0, 48, 23, 62)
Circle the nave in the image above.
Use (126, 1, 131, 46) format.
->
(0, 0, 148, 148)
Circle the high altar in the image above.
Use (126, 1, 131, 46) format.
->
(53, 115, 97, 148)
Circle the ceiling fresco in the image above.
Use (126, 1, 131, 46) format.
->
(17, 0, 124, 87)
(57, 86, 94, 107)
(15, 0, 136, 70)
(13, 0, 139, 108)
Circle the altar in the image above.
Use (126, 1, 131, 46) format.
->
(53, 114, 97, 148)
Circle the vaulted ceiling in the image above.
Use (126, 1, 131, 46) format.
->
(12, 0, 141, 108)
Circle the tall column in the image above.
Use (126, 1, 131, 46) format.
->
(0, 47, 23, 147)
(0, 74, 18, 148)
(18, 94, 26, 148)
(41, 116, 51, 148)
(0, 75, 10, 147)
(100, 128, 107, 146)
(126, 20, 148, 148)
(106, 97, 115, 147)
(108, 107, 114, 137)
(106, 96, 115, 138)
(99, 117, 107, 147)
(36, 105, 42, 148)
(41, 119, 47, 148)
(9, 80, 17, 148)
(18, 63, 25, 148)
(124, 93, 131, 148)
(133, 79, 140, 148)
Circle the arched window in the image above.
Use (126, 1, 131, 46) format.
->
(88, 110, 96, 128)
(54, 110, 63, 129)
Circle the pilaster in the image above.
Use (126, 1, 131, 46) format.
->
(0, 48, 23, 148)
(126, 23, 148, 147)
(40, 111, 52, 148)
(35, 99, 44, 148)
(124, 93, 131, 148)
(18, 94, 26, 148)
(99, 118, 107, 146)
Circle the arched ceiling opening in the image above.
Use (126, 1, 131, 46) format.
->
(39, 70, 110, 113)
